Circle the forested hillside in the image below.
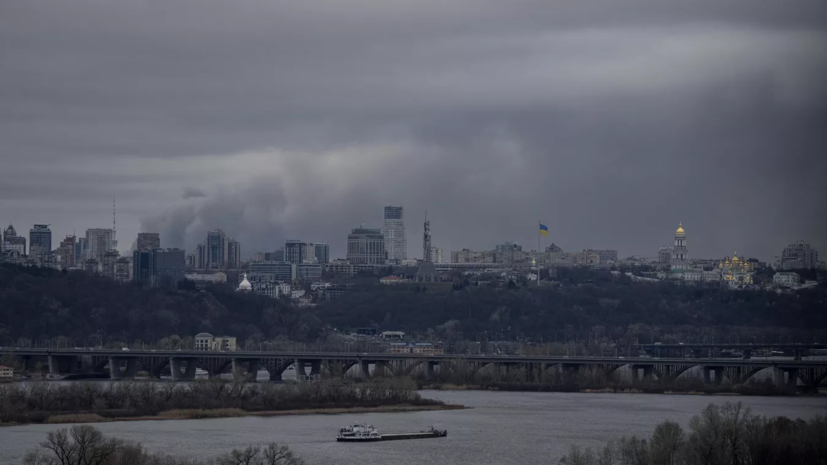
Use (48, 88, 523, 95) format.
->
(0, 265, 321, 343)
(1, 264, 826, 345)
(314, 276, 827, 343)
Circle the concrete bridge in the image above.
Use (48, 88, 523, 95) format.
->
(637, 343, 825, 360)
(5, 348, 827, 389)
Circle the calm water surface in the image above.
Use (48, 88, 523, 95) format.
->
(2, 390, 825, 465)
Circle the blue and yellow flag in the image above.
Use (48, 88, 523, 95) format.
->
(539, 223, 549, 236)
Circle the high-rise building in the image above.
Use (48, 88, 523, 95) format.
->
(206, 229, 227, 269)
(778, 240, 819, 270)
(285, 240, 311, 264)
(3, 224, 26, 255)
(382, 206, 407, 262)
(75, 238, 87, 265)
(313, 243, 330, 264)
(85, 228, 114, 263)
(196, 229, 241, 269)
(347, 227, 386, 265)
(672, 223, 688, 269)
(133, 248, 185, 287)
(102, 250, 120, 279)
(136, 233, 161, 251)
(153, 248, 186, 287)
(195, 242, 207, 268)
(29, 224, 52, 265)
(227, 239, 241, 268)
(115, 257, 131, 282)
(57, 235, 77, 269)
(133, 250, 154, 284)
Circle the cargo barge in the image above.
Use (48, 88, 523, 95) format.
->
(336, 424, 447, 442)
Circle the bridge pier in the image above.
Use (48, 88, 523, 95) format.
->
(425, 361, 436, 379)
(774, 367, 799, 387)
(703, 366, 724, 385)
(232, 358, 260, 382)
(48, 355, 80, 375)
(360, 360, 371, 379)
(170, 357, 197, 381)
(108, 357, 138, 379)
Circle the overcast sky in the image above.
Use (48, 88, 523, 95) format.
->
(2, 0, 826, 261)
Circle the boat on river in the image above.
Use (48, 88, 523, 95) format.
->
(336, 423, 447, 442)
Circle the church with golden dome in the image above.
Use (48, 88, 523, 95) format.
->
(718, 251, 754, 288)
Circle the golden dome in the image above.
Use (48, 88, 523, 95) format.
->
(676, 222, 685, 235)
(731, 251, 739, 263)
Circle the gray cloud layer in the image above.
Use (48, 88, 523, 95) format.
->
(2, 1, 826, 260)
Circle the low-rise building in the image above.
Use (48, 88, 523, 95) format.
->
(773, 272, 800, 287)
(380, 331, 406, 340)
(194, 333, 237, 351)
(380, 275, 408, 285)
(0, 365, 13, 379)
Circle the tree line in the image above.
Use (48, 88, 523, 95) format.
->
(22, 424, 305, 465)
(0, 378, 438, 425)
(559, 402, 827, 465)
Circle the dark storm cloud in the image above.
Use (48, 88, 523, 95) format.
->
(182, 187, 207, 200)
(1, 0, 825, 260)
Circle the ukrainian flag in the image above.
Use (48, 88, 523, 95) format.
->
(540, 223, 549, 236)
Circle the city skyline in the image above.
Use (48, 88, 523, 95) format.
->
(1, 1, 825, 263)
(1, 215, 822, 264)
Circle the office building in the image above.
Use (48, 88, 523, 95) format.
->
(347, 227, 386, 265)
(85, 228, 114, 263)
(313, 243, 330, 264)
(153, 248, 186, 287)
(382, 206, 406, 261)
(2, 224, 26, 255)
(778, 240, 819, 270)
(297, 263, 323, 281)
(133, 250, 153, 284)
(133, 248, 185, 287)
(28, 224, 52, 265)
(136, 233, 161, 251)
(249, 261, 296, 282)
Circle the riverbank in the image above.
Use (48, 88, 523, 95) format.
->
(418, 382, 816, 396)
(1, 403, 465, 427)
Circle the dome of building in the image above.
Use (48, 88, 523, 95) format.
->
(195, 332, 214, 338)
(731, 252, 739, 263)
(675, 222, 685, 235)
(237, 273, 252, 292)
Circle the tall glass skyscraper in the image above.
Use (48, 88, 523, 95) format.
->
(382, 206, 406, 261)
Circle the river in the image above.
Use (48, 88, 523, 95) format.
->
(2, 390, 825, 465)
